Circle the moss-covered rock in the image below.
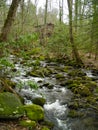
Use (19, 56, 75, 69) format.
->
(68, 110, 84, 118)
(73, 84, 91, 97)
(68, 101, 79, 110)
(19, 120, 36, 128)
(0, 92, 23, 119)
(32, 97, 46, 106)
(43, 82, 54, 89)
(85, 81, 97, 91)
(55, 73, 65, 79)
(28, 67, 53, 77)
(22, 104, 44, 121)
(63, 66, 73, 73)
(41, 126, 50, 130)
(68, 69, 86, 77)
(86, 96, 96, 104)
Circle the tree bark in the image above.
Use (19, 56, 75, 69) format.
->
(67, 0, 83, 64)
(74, 0, 78, 32)
(0, 0, 21, 42)
(44, 0, 48, 25)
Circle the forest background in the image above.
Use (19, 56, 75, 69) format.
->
(0, 0, 98, 67)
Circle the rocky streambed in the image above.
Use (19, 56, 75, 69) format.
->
(0, 55, 98, 130)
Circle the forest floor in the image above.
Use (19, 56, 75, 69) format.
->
(81, 53, 98, 69)
(0, 120, 28, 130)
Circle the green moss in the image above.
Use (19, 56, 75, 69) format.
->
(95, 87, 98, 93)
(67, 83, 78, 89)
(20, 120, 36, 128)
(85, 81, 97, 91)
(0, 92, 23, 119)
(68, 69, 86, 77)
(68, 110, 84, 118)
(28, 67, 52, 77)
(68, 101, 79, 110)
(32, 60, 40, 66)
(32, 97, 46, 106)
(73, 84, 91, 96)
(22, 104, 44, 121)
(28, 71, 39, 77)
(41, 126, 50, 130)
(55, 73, 65, 79)
(86, 96, 96, 104)
(63, 66, 73, 73)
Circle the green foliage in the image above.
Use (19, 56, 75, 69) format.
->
(10, 33, 38, 51)
(17, 33, 38, 44)
(47, 24, 70, 57)
(0, 57, 14, 68)
(16, 80, 39, 90)
(27, 80, 39, 89)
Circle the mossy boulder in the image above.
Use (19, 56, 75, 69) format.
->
(63, 66, 73, 73)
(41, 126, 50, 130)
(68, 110, 84, 118)
(85, 81, 97, 91)
(28, 67, 52, 77)
(0, 92, 23, 119)
(68, 69, 86, 77)
(32, 97, 46, 106)
(68, 101, 79, 110)
(43, 82, 54, 89)
(55, 73, 65, 79)
(73, 84, 91, 97)
(22, 104, 44, 121)
(20, 120, 36, 128)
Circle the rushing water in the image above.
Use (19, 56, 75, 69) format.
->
(9, 55, 98, 130)
(8, 56, 72, 130)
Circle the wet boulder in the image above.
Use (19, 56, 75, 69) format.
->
(68, 69, 86, 77)
(91, 69, 98, 76)
(0, 92, 23, 119)
(22, 104, 44, 121)
(28, 67, 53, 77)
(20, 119, 36, 128)
(32, 97, 46, 106)
(73, 84, 91, 97)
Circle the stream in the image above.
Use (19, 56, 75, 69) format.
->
(7, 55, 98, 130)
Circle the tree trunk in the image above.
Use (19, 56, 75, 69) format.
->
(0, 0, 21, 42)
(44, 0, 48, 25)
(67, 0, 83, 64)
(92, 1, 98, 60)
(74, 0, 78, 32)
(59, 0, 63, 24)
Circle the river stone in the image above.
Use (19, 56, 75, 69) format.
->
(32, 97, 46, 106)
(0, 92, 23, 119)
(20, 120, 36, 128)
(22, 104, 44, 121)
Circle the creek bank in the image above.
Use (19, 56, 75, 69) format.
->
(0, 91, 53, 130)
(1, 55, 98, 130)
